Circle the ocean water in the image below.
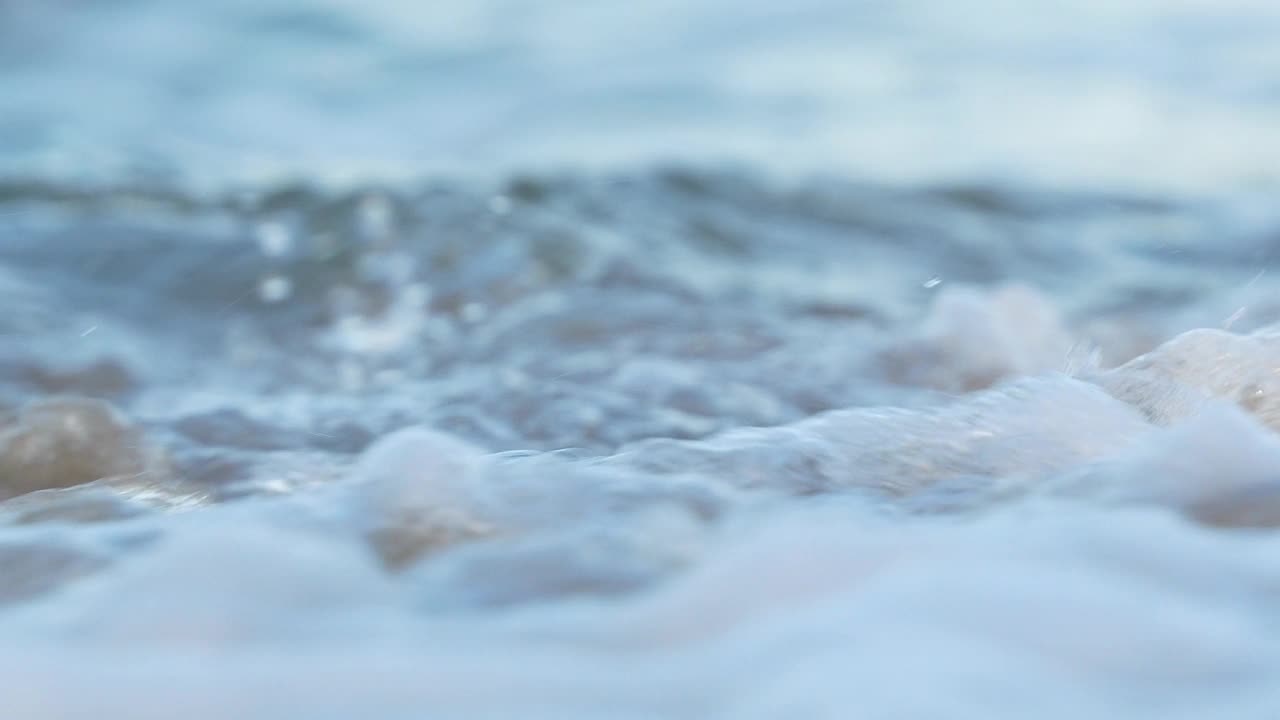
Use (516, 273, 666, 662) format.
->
(4, 1, 1280, 717)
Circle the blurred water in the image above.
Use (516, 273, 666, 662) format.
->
(5, 2, 1280, 718)
(3, 0, 1280, 191)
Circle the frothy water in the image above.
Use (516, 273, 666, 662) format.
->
(4, 1, 1280, 718)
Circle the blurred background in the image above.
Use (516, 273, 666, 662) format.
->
(3, 0, 1279, 193)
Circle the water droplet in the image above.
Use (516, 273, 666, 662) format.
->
(258, 274, 292, 303)
(255, 221, 292, 257)
(1240, 382, 1266, 412)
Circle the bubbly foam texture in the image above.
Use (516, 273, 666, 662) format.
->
(3, 175, 1280, 717)
(9, 324, 1280, 718)
(7, 323, 1262, 717)
(1059, 403, 1280, 522)
(350, 427, 497, 568)
(878, 284, 1075, 392)
(619, 375, 1153, 500)
(1095, 328, 1280, 429)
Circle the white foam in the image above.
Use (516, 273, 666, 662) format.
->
(7, 318, 1280, 717)
(880, 284, 1074, 392)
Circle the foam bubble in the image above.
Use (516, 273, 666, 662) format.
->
(349, 427, 496, 569)
(1055, 402, 1280, 526)
(878, 284, 1073, 392)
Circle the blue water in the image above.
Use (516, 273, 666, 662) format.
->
(4, 2, 1280, 718)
